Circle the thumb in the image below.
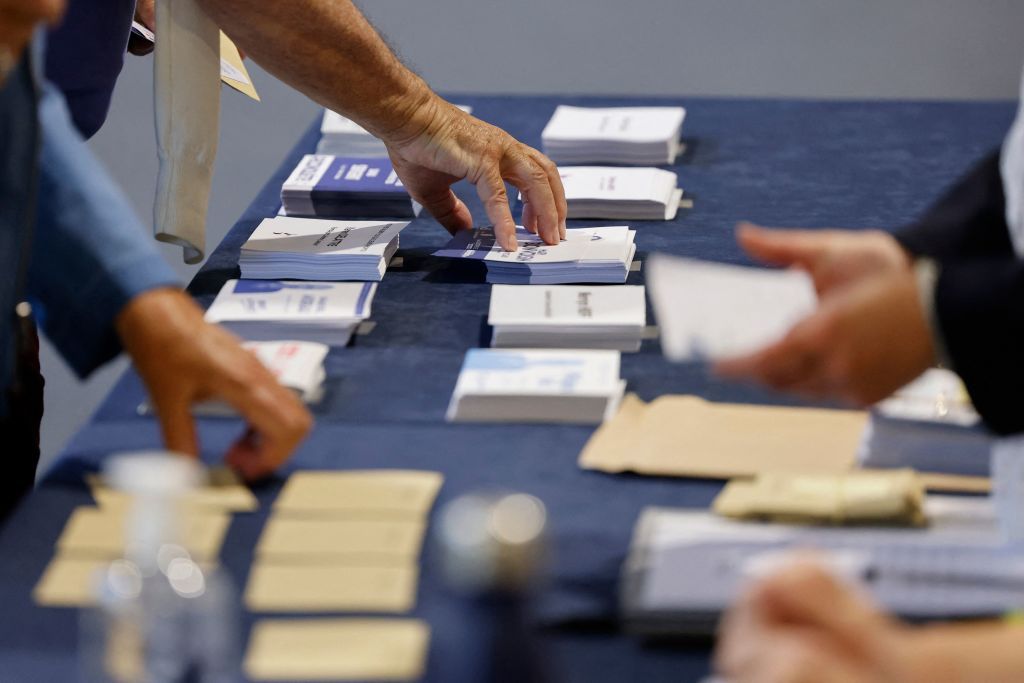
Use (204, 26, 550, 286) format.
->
(737, 222, 827, 269)
(154, 393, 199, 457)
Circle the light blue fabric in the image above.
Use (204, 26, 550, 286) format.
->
(24, 80, 180, 378)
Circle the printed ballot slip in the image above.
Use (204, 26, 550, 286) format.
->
(489, 284, 647, 352)
(555, 166, 683, 220)
(280, 154, 420, 219)
(434, 225, 637, 285)
(205, 279, 376, 347)
(447, 348, 626, 425)
(541, 105, 686, 165)
(239, 216, 406, 281)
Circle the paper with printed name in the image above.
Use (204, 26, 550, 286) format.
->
(245, 563, 418, 612)
(272, 470, 443, 519)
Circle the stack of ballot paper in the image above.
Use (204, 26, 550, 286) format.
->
(317, 105, 471, 158)
(205, 279, 376, 346)
(488, 284, 647, 351)
(239, 217, 406, 281)
(621, 498, 1019, 636)
(446, 348, 626, 424)
(647, 253, 817, 360)
(280, 155, 420, 219)
(555, 166, 684, 220)
(242, 341, 328, 406)
(541, 106, 686, 165)
(858, 369, 992, 479)
(434, 225, 637, 285)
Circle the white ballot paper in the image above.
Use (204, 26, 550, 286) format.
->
(554, 166, 683, 220)
(446, 348, 626, 424)
(489, 284, 647, 352)
(541, 106, 686, 165)
(239, 217, 406, 281)
(434, 226, 636, 285)
(205, 280, 376, 346)
(318, 105, 472, 158)
(647, 252, 817, 361)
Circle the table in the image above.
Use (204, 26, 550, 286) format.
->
(0, 95, 1014, 682)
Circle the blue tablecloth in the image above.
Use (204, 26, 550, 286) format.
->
(0, 95, 1015, 682)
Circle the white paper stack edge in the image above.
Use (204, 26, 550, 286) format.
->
(317, 105, 473, 157)
(434, 225, 637, 285)
(555, 166, 683, 220)
(541, 106, 685, 165)
(446, 348, 626, 425)
(489, 284, 646, 352)
(239, 217, 406, 281)
(857, 369, 991, 478)
(205, 279, 377, 347)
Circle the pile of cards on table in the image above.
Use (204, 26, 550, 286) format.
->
(239, 217, 406, 281)
(280, 154, 419, 219)
(205, 279, 376, 346)
(541, 105, 686, 165)
(447, 348, 625, 424)
(317, 105, 471, 158)
(556, 166, 684, 220)
(647, 252, 817, 360)
(434, 225, 636, 284)
(489, 284, 647, 351)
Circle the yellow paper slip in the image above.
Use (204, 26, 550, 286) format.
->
(33, 555, 218, 608)
(245, 563, 418, 613)
(219, 32, 260, 101)
(273, 470, 443, 519)
(88, 470, 258, 513)
(245, 618, 429, 681)
(255, 517, 427, 563)
(56, 506, 230, 561)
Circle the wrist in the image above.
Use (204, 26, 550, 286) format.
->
(115, 287, 202, 352)
(372, 82, 445, 150)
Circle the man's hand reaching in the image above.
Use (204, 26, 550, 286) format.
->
(116, 288, 312, 480)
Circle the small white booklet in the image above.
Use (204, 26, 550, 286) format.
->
(239, 216, 407, 281)
(555, 166, 683, 220)
(489, 284, 647, 352)
(541, 106, 686, 165)
(647, 252, 817, 361)
(205, 279, 376, 347)
(434, 225, 637, 285)
(318, 104, 472, 157)
(446, 348, 626, 424)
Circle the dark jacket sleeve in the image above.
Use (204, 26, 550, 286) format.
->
(894, 149, 1013, 262)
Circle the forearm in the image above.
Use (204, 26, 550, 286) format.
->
(197, 0, 436, 141)
(898, 622, 1024, 683)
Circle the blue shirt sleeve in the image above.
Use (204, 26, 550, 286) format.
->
(27, 80, 181, 378)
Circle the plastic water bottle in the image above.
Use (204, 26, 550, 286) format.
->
(79, 452, 240, 683)
(434, 492, 552, 683)
(993, 437, 1024, 545)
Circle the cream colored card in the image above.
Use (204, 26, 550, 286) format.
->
(255, 517, 427, 563)
(245, 618, 429, 681)
(56, 506, 230, 561)
(88, 469, 258, 513)
(245, 562, 418, 613)
(220, 32, 260, 101)
(273, 470, 443, 519)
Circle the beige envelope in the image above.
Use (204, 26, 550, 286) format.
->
(244, 618, 429, 681)
(579, 394, 989, 493)
(245, 562, 418, 613)
(88, 469, 258, 514)
(220, 32, 260, 101)
(273, 470, 443, 519)
(55, 506, 230, 561)
(255, 517, 427, 563)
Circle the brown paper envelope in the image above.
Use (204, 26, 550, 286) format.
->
(88, 470, 258, 513)
(244, 618, 429, 681)
(273, 470, 443, 519)
(580, 394, 866, 478)
(245, 563, 418, 613)
(220, 32, 260, 101)
(919, 472, 991, 494)
(56, 507, 230, 561)
(255, 517, 426, 563)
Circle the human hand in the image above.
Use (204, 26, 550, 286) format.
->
(715, 559, 911, 683)
(134, 0, 154, 29)
(384, 96, 567, 252)
(715, 224, 934, 405)
(116, 288, 313, 481)
(0, 0, 64, 77)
